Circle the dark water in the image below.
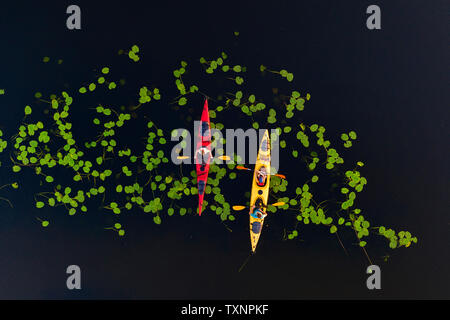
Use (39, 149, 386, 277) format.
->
(0, 1, 448, 299)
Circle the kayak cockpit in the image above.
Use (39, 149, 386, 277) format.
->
(201, 121, 210, 139)
(198, 180, 206, 195)
(251, 221, 262, 234)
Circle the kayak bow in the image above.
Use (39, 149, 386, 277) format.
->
(195, 99, 211, 216)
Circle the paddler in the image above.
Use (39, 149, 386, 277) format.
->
(195, 147, 211, 165)
(250, 205, 268, 220)
(256, 166, 267, 187)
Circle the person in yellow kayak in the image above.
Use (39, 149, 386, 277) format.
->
(250, 201, 268, 220)
(256, 166, 267, 187)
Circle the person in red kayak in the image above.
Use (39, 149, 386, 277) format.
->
(195, 146, 211, 170)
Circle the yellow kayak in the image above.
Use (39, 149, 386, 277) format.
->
(249, 130, 271, 252)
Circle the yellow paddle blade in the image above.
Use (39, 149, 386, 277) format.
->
(271, 202, 285, 207)
(232, 205, 247, 211)
(177, 156, 190, 160)
(236, 165, 250, 170)
(217, 155, 231, 161)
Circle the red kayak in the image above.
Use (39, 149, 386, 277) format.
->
(195, 99, 212, 216)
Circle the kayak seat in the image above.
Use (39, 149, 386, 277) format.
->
(255, 198, 264, 208)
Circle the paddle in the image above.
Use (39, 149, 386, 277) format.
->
(177, 155, 230, 161)
(217, 155, 231, 161)
(236, 165, 286, 179)
(232, 202, 286, 211)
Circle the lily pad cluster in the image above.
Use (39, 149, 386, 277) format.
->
(0, 130, 7, 153)
(0, 42, 417, 260)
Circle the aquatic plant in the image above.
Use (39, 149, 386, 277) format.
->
(0, 38, 417, 262)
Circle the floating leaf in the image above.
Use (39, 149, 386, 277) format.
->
(179, 97, 187, 106)
(153, 216, 161, 225)
(36, 202, 45, 209)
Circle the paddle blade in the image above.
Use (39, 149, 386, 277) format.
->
(232, 205, 247, 211)
(217, 155, 231, 161)
(236, 165, 250, 171)
(177, 156, 190, 160)
(271, 202, 285, 207)
(275, 174, 286, 179)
